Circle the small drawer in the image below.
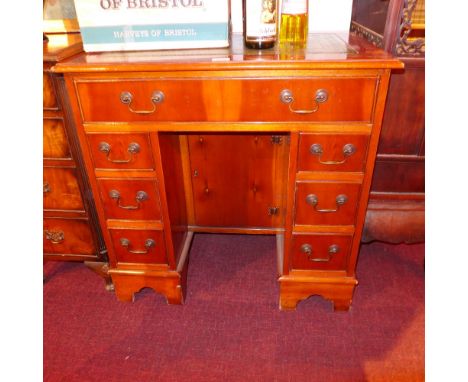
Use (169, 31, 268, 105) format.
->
(298, 133, 369, 172)
(109, 228, 167, 265)
(43, 167, 84, 211)
(43, 72, 58, 110)
(295, 181, 361, 226)
(43, 119, 71, 160)
(87, 133, 155, 170)
(97, 178, 162, 220)
(43, 218, 95, 256)
(75, 76, 377, 123)
(291, 233, 352, 271)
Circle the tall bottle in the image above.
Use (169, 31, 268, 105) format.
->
(243, 0, 278, 49)
(279, 0, 308, 46)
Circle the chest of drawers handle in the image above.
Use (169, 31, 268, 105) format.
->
(280, 88, 328, 114)
(119, 238, 155, 254)
(109, 190, 149, 210)
(300, 243, 340, 262)
(305, 193, 348, 213)
(43, 182, 51, 194)
(120, 90, 165, 115)
(45, 230, 65, 244)
(98, 141, 140, 163)
(309, 143, 356, 165)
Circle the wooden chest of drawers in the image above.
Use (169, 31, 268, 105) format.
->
(54, 33, 402, 310)
(43, 35, 107, 275)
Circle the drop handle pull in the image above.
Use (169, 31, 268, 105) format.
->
(120, 238, 155, 254)
(43, 182, 51, 194)
(305, 194, 348, 213)
(120, 90, 165, 114)
(98, 141, 140, 164)
(109, 190, 148, 210)
(309, 143, 356, 165)
(301, 243, 340, 262)
(280, 88, 328, 114)
(45, 230, 65, 244)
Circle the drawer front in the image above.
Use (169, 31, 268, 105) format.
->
(109, 228, 167, 265)
(43, 119, 71, 159)
(298, 133, 369, 172)
(87, 133, 155, 170)
(43, 218, 96, 256)
(98, 179, 162, 220)
(43, 72, 58, 110)
(295, 181, 361, 226)
(76, 77, 377, 123)
(291, 234, 352, 271)
(43, 168, 84, 211)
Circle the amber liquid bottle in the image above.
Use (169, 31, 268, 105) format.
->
(279, 0, 308, 46)
(243, 0, 278, 49)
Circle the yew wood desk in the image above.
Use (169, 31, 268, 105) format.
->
(54, 33, 402, 311)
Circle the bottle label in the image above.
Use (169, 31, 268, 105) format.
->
(246, 0, 277, 38)
(281, 0, 307, 15)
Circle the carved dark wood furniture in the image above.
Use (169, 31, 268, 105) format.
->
(351, 0, 425, 243)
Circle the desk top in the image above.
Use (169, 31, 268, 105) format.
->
(54, 33, 403, 73)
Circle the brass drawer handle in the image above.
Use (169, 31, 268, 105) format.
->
(43, 182, 51, 194)
(120, 238, 155, 254)
(98, 141, 140, 164)
(309, 143, 356, 164)
(305, 193, 348, 213)
(280, 88, 328, 114)
(109, 190, 148, 210)
(120, 91, 165, 114)
(45, 230, 65, 244)
(300, 243, 340, 262)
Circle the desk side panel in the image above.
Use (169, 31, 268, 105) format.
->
(158, 133, 189, 265)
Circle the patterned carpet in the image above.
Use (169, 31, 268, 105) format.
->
(44, 234, 424, 382)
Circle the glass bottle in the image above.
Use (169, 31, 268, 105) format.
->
(243, 0, 279, 49)
(279, 0, 308, 46)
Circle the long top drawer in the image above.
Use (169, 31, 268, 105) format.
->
(75, 76, 378, 123)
